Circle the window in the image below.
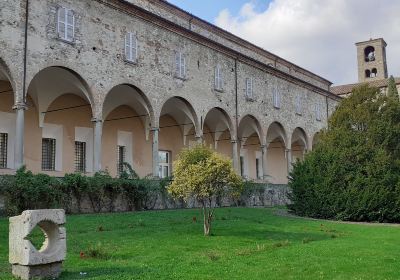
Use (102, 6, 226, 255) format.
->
(273, 88, 281, 108)
(175, 51, 186, 79)
(117, 145, 126, 175)
(245, 78, 253, 100)
(57, 7, 74, 42)
(159, 151, 171, 178)
(295, 94, 302, 115)
(42, 138, 56, 171)
(0, 133, 7, 169)
(75, 141, 86, 173)
(256, 158, 260, 179)
(240, 156, 244, 177)
(125, 32, 138, 63)
(315, 102, 322, 121)
(214, 65, 223, 91)
(364, 46, 375, 62)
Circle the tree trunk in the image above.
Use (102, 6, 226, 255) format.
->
(202, 206, 213, 236)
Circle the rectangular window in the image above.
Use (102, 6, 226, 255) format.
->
(75, 141, 86, 173)
(315, 102, 322, 121)
(42, 138, 56, 171)
(214, 65, 223, 91)
(125, 32, 138, 63)
(159, 151, 171, 178)
(0, 133, 8, 169)
(295, 94, 302, 115)
(175, 51, 186, 79)
(256, 158, 260, 179)
(245, 78, 253, 100)
(273, 88, 281, 108)
(240, 156, 244, 177)
(57, 7, 74, 42)
(117, 145, 126, 175)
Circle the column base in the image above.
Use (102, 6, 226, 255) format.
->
(12, 262, 63, 280)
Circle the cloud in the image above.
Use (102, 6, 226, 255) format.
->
(215, 0, 400, 85)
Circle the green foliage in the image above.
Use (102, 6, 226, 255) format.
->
(168, 145, 243, 235)
(289, 84, 400, 222)
(387, 75, 399, 100)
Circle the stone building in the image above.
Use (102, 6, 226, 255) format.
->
(0, 0, 340, 184)
(331, 38, 400, 97)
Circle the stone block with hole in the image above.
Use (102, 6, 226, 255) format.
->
(9, 209, 66, 280)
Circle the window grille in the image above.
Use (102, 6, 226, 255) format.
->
(295, 94, 302, 115)
(273, 88, 281, 108)
(214, 65, 223, 91)
(0, 133, 8, 169)
(75, 141, 86, 173)
(125, 32, 138, 63)
(42, 138, 56, 171)
(256, 158, 260, 179)
(175, 51, 186, 79)
(158, 151, 171, 178)
(240, 156, 244, 177)
(57, 7, 74, 42)
(245, 78, 253, 100)
(117, 145, 126, 175)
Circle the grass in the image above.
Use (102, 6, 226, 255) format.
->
(0, 207, 399, 279)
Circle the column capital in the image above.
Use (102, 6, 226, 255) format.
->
(91, 117, 103, 123)
(150, 127, 160, 132)
(12, 103, 27, 111)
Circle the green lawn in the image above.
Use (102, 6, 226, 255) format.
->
(0, 207, 399, 279)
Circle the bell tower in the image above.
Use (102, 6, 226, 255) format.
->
(356, 38, 388, 82)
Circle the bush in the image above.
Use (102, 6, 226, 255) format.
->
(288, 85, 400, 222)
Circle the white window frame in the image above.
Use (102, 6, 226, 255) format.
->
(245, 78, 253, 100)
(125, 32, 138, 63)
(158, 150, 171, 178)
(273, 88, 281, 109)
(315, 102, 322, 121)
(214, 65, 223, 91)
(57, 7, 75, 42)
(295, 94, 302, 115)
(175, 51, 186, 79)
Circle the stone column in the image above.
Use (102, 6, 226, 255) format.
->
(285, 148, 293, 174)
(151, 127, 159, 178)
(13, 103, 27, 169)
(195, 134, 203, 145)
(231, 139, 239, 174)
(261, 145, 268, 181)
(92, 118, 103, 172)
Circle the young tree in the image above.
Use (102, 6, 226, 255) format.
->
(168, 145, 243, 236)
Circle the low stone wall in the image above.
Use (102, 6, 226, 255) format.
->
(0, 184, 290, 215)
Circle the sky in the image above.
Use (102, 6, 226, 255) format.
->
(167, 0, 400, 86)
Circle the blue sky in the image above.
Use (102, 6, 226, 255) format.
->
(167, 0, 271, 24)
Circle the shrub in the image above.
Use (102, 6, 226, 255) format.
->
(288, 85, 400, 222)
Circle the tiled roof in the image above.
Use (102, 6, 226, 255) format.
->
(331, 77, 400, 96)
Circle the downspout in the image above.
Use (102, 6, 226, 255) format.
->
(234, 58, 238, 138)
(325, 96, 329, 128)
(22, 0, 29, 103)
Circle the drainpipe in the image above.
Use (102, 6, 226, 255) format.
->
(22, 0, 29, 104)
(233, 58, 240, 173)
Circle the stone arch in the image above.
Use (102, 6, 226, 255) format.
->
(27, 66, 95, 127)
(0, 57, 16, 96)
(266, 121, 288, 184)
(291, 127, 308, 162)
(364, 46, 375, 62)
(238, 114, 264, 144)
(203, 107, 234, 156)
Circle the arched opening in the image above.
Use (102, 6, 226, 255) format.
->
(202, 107, 234, 158)
(364, 46, 375, 62)
(238, 115, 263, 180)
(158, 96, 199, 178)
(102, 84, 154, 177)
(291, 127, 308, 163)
(27, 66, 94, 174)
(365, 69, 371, 78)
(0, 59, 16, 171)
(371, 68, 377, 78)
(266, 122, 287, 184)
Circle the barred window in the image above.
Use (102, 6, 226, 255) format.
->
(42, 138, 56, 171)
(245, 78, 253, 100)
(125, 32, 138, 63)
(214, 65, 223, 91)
(0, 133, 8, 169)
(175, 51, 186, 79)
(240, 156, 244, 177)
(158, 151, 171, 178)
(256, 158, 260, 179)
(57, 7, 74, 42)
(117, 145, 126, 175)
(75, 141, 86, 173)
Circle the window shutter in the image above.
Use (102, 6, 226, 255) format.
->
(57, 8, 66, 40)
(180, 54, 186, 78)
(66, 9, 74, 41)
(246, 78, 252, 99)
(175, 52, 180, 77)
(132, 34, 137, 62)
(215, 66, 219, 89)
(296, 94, 301, 114)
(125, 33, 131, 61)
